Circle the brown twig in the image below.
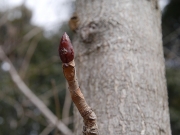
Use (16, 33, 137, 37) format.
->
(59, 33, 99, 135)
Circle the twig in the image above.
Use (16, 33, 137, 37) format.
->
(51, 79, 61, 135)
(19, 38, 39, 79)
(0, 93, 24, 118)
(39, 123, 55, 135)
(51, 79, 61, 119)
(25, 110, 47, 126)
(163, 26, 180, 45)
(62, 83, 72, 125)
(62, 116, 73, 125)
(0, 46, 73, 135)
(39, 86, 63, 101)
(27, 56, 60, 75)
(23, 27, 42, 41)
(59, 33, 99, 135)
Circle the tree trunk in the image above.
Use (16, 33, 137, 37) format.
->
(72, 0, 171, 134)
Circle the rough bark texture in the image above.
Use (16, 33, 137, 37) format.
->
(72, 0, 171, 135)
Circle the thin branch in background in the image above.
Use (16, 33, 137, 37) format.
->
(51, 79, 61, 135)
(0, 13, 8, 27)
(0, 46, 73, 135)
(165, 41, 180, 56)
(39, 123, 55, 135)
(25, 110, 47, 126)
(23, 27, 42, 42)
(0, 93, 24, 118)
(163, 26, 180, 45)
(39, 86, 63, 101)
(0, 93, 29, 127)
(62, 116, 73, 125)
(19, 38, 39, 79)
(51, 79, 61, 119)
(18, 115, 29, 127)
(17, 27, 42, 53)
(62, 82, 72, 125)
(163, 25, 180, 57)
(29, 56, 60, 75)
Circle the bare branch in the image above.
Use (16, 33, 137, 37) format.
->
(19, 38, 39, 79)
(62, 83, 72, 125)
(0, 46, 73, 135)
(39, 123, 55, 135)
(51, 79, 61, 119)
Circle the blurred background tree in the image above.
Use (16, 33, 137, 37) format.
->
(0, 4, 73, 135)
(0, 0, 180, 134)
(162, 0, 180, 134)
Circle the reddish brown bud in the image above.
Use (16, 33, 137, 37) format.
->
(59, 32, 74, 63)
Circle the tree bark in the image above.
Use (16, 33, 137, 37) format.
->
(72, 0, 171, 134)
